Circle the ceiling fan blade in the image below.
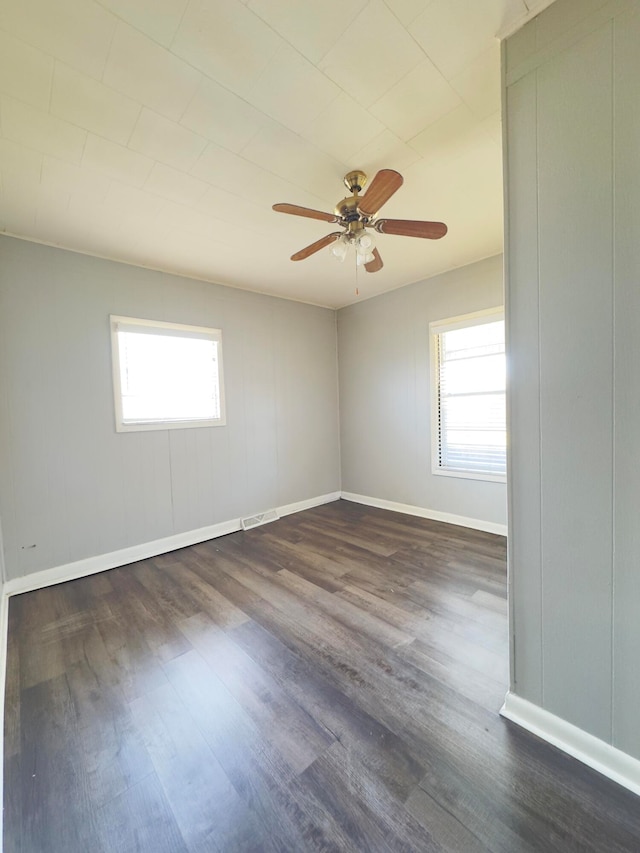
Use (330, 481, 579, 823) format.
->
(273, 203, 339, 223)
(364, 248, 383, 273)
(357, 169, 404, 216)
(291, 232, 342, 261)
(375, 219, 448, 239)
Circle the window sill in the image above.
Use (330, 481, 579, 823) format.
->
(116, 418, 226, 433)
(432, 467, 506, 484)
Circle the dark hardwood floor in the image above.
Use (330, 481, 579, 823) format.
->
(4, 500, 640, 851)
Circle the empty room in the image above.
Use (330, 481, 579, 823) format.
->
(1, 0, 640, 850)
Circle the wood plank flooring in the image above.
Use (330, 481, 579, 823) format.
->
(4, 500, 640, 852)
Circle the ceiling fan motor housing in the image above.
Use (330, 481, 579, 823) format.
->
(343, 170, 367, 194)
(334, 195, 365, 226)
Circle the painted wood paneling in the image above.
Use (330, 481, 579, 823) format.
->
(612, 3, 640, 761)
(536, 23, 614, 741)
(337, 255, 507, 530)
(505, 0, 640, 758)
(237, 302, 280, 517)
(0, 236, 340, 582)
(534, 0, 612, 48)
(273, 300, 341, 508)
(505, 71, 543, 704)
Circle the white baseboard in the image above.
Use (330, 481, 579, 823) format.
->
(500, 692, 640, 797)
(4, 519, 241, 597)
(279, 491, 341, 518)
(3, 491, 341, 598)
(340, 491, 507, 537)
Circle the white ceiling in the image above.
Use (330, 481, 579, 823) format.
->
(0, 0, 547, 308)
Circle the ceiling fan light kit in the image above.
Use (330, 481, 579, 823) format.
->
(272, 169, 448, 275)
(330, 229, 376, 265)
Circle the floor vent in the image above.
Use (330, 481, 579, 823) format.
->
(241, 509, 279, 531)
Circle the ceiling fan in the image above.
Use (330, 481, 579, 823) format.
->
(272, 169, 447, 273)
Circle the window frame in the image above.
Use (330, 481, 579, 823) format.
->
(429, 306, 506, 483)
(110, 315, 226, 433)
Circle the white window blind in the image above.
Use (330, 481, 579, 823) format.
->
(111, 316, 226, 432)
(431, 311, 506, 480)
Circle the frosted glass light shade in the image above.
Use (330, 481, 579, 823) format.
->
(356, 250, 375, 266)
(331, 237, 348, 262)
(355, 231, 375, 253)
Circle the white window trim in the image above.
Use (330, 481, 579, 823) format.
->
(110, 315, 226, 433)
(429, 307, 506, 483)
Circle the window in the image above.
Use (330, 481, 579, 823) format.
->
(430, 308, 506, 481)
(110, 316, 226, 432)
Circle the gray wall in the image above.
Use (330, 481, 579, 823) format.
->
(505, 0, 640, 757)
(0, 236, 340, 582)
(338, 254, 506, 529)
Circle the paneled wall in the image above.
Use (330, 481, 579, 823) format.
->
(337, 254, 506, 530)
(505, 0, 640, 757)
(0, 236, 340, 582)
